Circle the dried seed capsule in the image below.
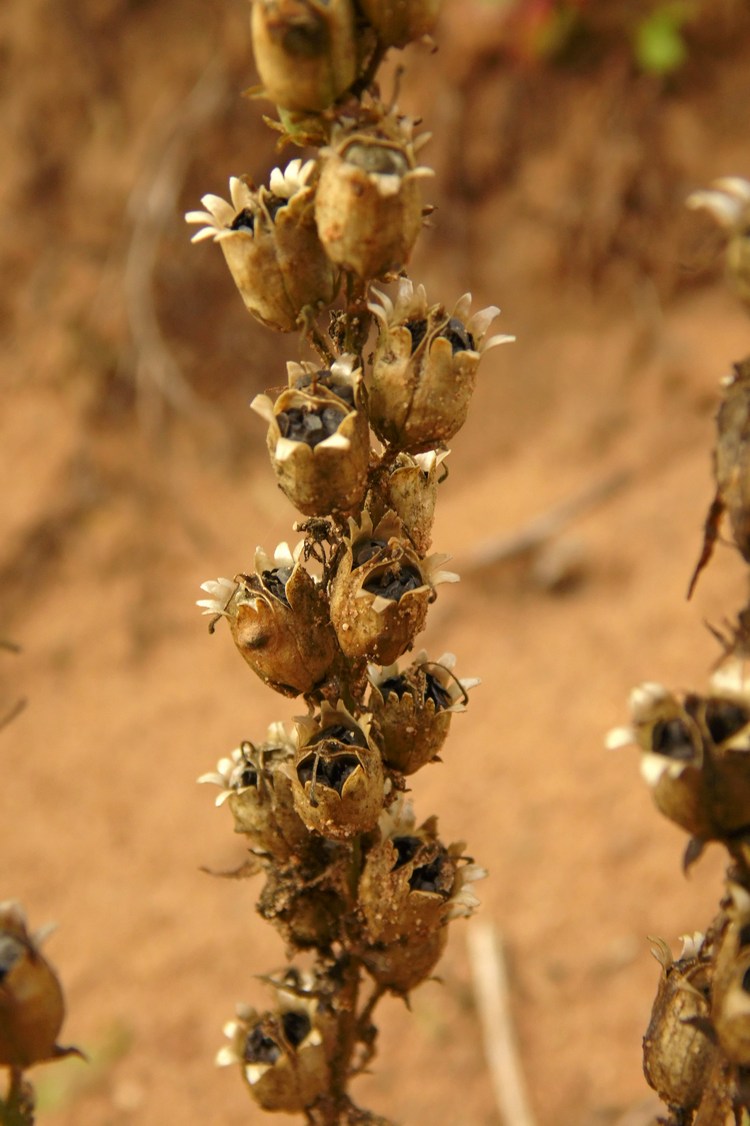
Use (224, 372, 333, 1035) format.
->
(643, 934, 717, 1111)
(250, 0, 357, 113)
(292, 702, 385, 839)
(258, 866, 344, 948)
(367, 280, 514, 452)
(314, 118, 433, 279)
(361, 926, 448, 993)
(252, 356, 369, 516)
(358, 0, 442, 47)
(367, 650, 479, 774)
(198, 724, 310, 861)
(329, 512, 459, 665)
(0, 903, 79, 1069)
(367, 449, 448, 554)
(217, 998, 329, 1113)
(197, 542, 337, 697)
(186, 160, 337, 332)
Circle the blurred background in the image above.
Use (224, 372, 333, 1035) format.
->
(4, 0, 750, 1121)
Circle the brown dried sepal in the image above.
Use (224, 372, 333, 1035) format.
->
(689, 356, 750, 596)
(360, 927, 447, 994)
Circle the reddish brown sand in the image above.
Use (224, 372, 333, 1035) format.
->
(4, 2, 750, 1122)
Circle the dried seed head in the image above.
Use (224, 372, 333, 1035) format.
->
(217, 998, 329, 1113)
(643, 934, 717, 1111)
(185, 162, 337, 332)
(358, 0, 442, 47)
(198, 724, 309, 860)
(367, 280, 513, 451)
(198, 541, 337, 696)
(328, 511, 459, 665)
(314, 118, 433, 279)
(0, 902, 79, 1069)
(291, 701, 385, 839)
(367, 449, 449, 554)
(250, 0, 357, 113)
(252, 356, 370, 516)
(367, 650, 479, 774)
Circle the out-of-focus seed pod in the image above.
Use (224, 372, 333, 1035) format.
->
(217, 998, 329, 1112)
(0, 902, 79, 1069)
(198, 724, 310, 861)
(642, 934, 717, 1112)
(367, 449, 448, 554)
(250, 0, 357, 113)
(258, 866, 344, 948)
(314, 118, 433, 279)
(367, 650, 478, 774)
(367, 280, 514, 452)
(712, 948, 750, 1067)
(186, 161, 337, 332)
(251, 356, 370, 517)
(329, 512, 459, 665)
(359, 0, 442, 47)
(292, 702, 385, 839)
(197, 542, 338, 697)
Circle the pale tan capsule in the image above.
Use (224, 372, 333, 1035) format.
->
(250, 0, 357, 113)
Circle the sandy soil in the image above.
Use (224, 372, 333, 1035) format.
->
(4, 2, 750, 1123)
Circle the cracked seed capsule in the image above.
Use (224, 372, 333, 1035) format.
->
(252, 356, 369, 516)
(368, 280, 514, 452)
(367, 449, 449, 554)
(186, 160, 337, 332)
(314, 117, 433, 279)
(329, 512, 458, 665)
(367, 650, 479, 773)
(291, 702, 384, 839)
(198, 542, 337, 697)
(251, 0, 357, 113)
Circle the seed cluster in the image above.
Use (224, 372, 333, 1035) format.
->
(188, 3, 511, 1121)
(609, 178, 750, 1124)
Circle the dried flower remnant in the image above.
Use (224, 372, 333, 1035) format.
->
(358, 0, 442, 47)
(368, 280, 514, 451)
(185, 162, 337, 332)
(687, 177, 750, 308)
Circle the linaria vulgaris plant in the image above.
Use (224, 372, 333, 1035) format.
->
(187, 2, 513, 1121)
(608, 177, 750, 1124)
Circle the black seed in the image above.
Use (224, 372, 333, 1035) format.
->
(409, 856, 449, 895)
(297, 753, 360, 795)
(743, 966, 750, 994)
(262, 567, 292, 606)
(740, 924, 750, 948)
(282, 1010, 311, 1048)
(244, 1025, 281, 1065)
(363, 564, 422, 601)
(276, 404, 344, 447)
(237, 765, 259, 789)
(392, 836, 421, 870)
(406, 318, 428, 354)
(705, 699, 749, 744)
(353, 538, 387, 569)
(317, 723, 367, 749)
(424, 673, 452, 711)
(440, 317, 475, 355)
(292, 369, 356, 408)
(265, 194, 287, 222)
(230, 207, 255, 233)
(379, 675, 413, 701)
(651, 718, 695, 760)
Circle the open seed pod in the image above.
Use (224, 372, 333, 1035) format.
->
(366, 449, 449, 554)
(606, 682, 714, 840)
(314, 117, 433, 279)
(367, 280, 514, 452)
(643, 934, 718, 1112)
(198, 724, 310, 861)
(329, 511, 459, 665)
(197, 542, 337, 697)
(0, 902, 80, 1069)
(358, 0, 442, 47)
(250, 0, 357, 113)
(217, 996, 329, 1113)
(367, 650, 479, 774)
(252, 356, 370, 516)
(291, 701, 385, 839)
(186, 160, 337, 332)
